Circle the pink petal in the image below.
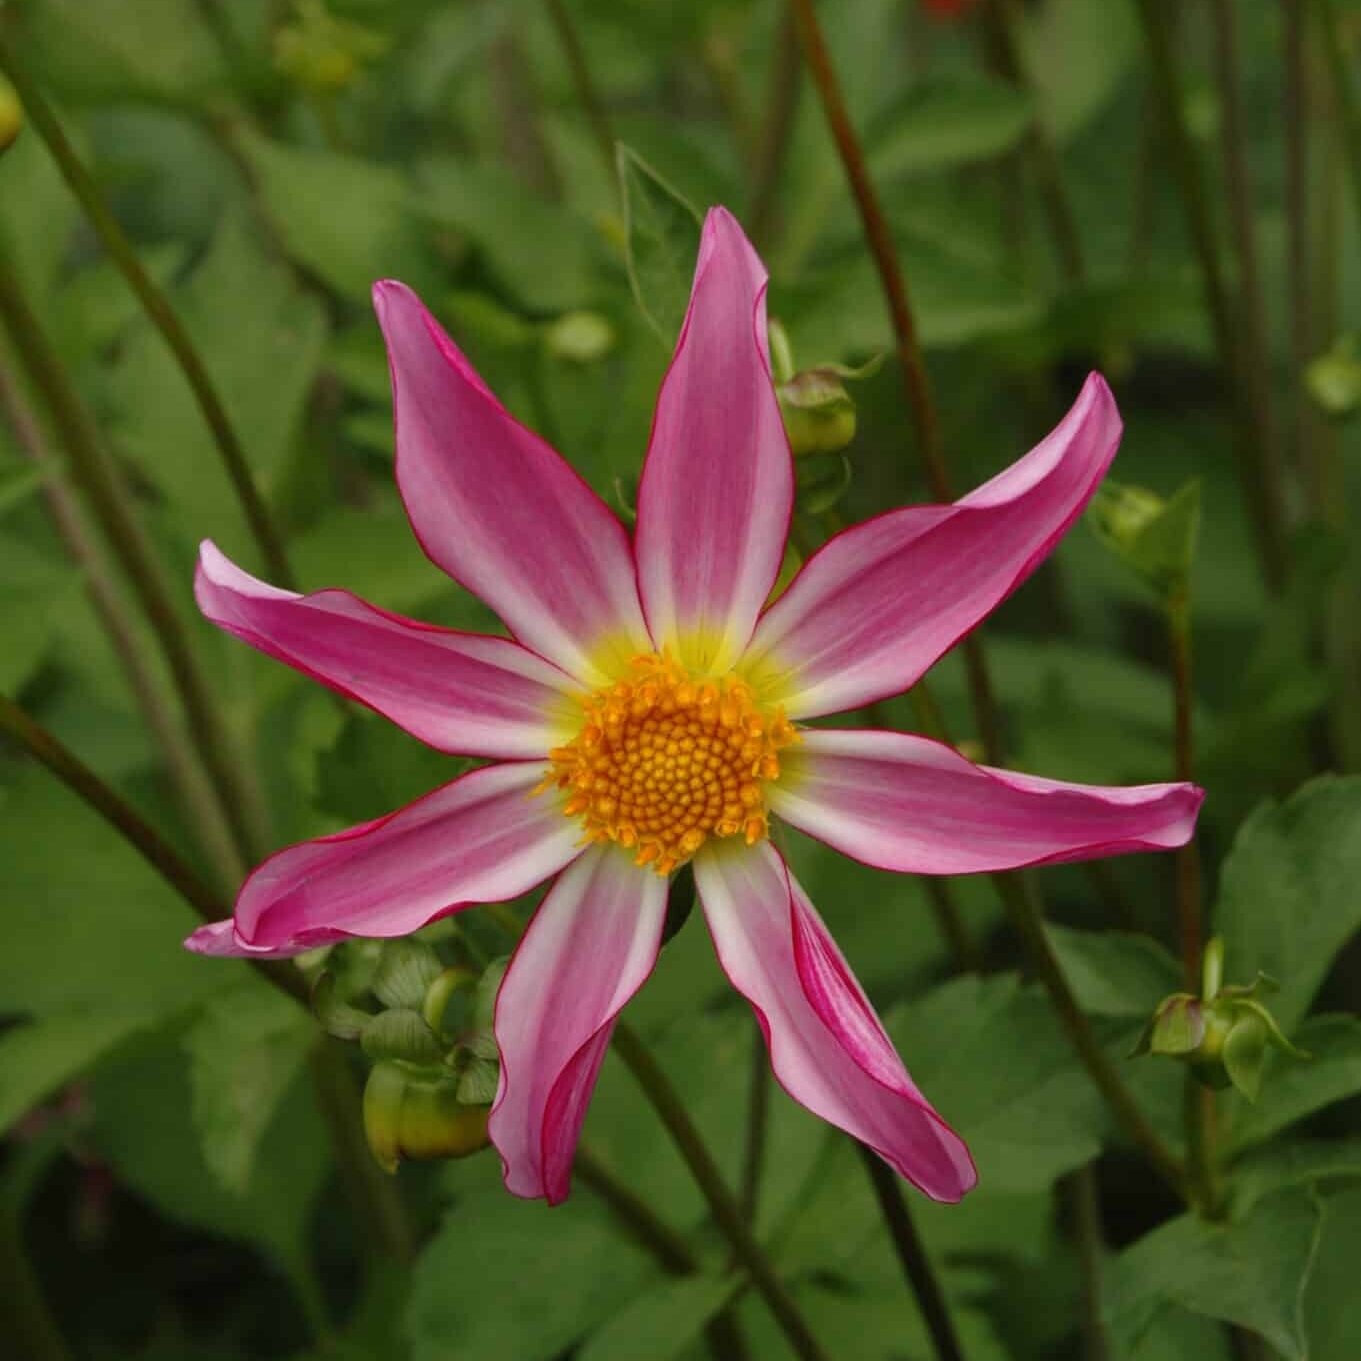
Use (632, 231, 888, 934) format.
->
(634, 208, 793, 674)
(195, 542, 579, 760)
(694, 841, 976, 1201)
(186, 762, 582, 958)
(743, 373, 1121, 717)
(489, 846, 666, 1204)
(770, 728, 1203, 874)
(373, 281, 651, 684)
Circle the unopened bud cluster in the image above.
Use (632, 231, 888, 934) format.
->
(274, 0, 387, 95)
(1132, 938, 1307, 1101)
(314, 939, 504, 1171)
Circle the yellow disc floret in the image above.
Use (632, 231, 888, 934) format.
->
(541, 652, 797, 875)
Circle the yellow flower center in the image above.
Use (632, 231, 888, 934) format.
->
(542, 652, 798, 876)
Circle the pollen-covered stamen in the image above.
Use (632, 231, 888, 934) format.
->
(539, 653, 797, 875)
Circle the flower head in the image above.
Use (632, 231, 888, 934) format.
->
(187, 208, 1202, 1204)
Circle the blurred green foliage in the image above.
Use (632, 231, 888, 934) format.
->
(2, 0, 1361, 1359)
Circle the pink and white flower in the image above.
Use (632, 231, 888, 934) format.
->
(186, 208, 1202, 1205)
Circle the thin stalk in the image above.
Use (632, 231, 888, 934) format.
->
(0, 693, 305, 1007)
(0, 35, 296, 591)
(0, 1220, 71, 1361)
(855, 1146, 966, 1361)
(1315, 0, 1361, 233)
(491, 22, 563, 200)
(1168, 591, 1221, 1217)
(992, 870, 1187, 1196)
(0, 250, 270, 862)
(307, 1043, 417, 1263)
(747, 9, 803, 251)
(980, 0, 1086, 283)
(1285, 0, 1310, 476)
(739, 1024, 770, 1224)
(0, 356, 246, 892)
(611, 1022, 832, 1361)
(1132, 0, 1288, 592)
(576, 1147, 750, 1361)
(543, 0, 616, 180)
(790, 0, 1003, 762)
(1069, 1164, 1110, 1361)
(1208, 0, 1282, 508)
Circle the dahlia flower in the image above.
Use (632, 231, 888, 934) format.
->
(186, 208, 1201, 1204)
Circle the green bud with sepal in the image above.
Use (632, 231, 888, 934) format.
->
(274, 0, 387, 95)
(0, 76, 22, 155)
(363, 1061, 490, 1173)
(1305, 335, 1361, 421)
(1131, 937, 1309, 1100)
(1087, 478, 1201, 603)
(769, 318, 881, 462)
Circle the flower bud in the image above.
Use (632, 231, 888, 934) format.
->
(274, 0, 387, 95)
(1306, 336, 1361, 421)
(779, 370, 858, 459)
(1087, 479, 1200, 600)
(0, 77, 22, 155)
(544, 311, 616, 364)
(1132, 939, 1308, 1100)
(363, 1061, 490, 1172)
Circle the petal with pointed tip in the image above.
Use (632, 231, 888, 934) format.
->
(186, 762, 581, 958)
(373, 280, 651, 683)
(695, 840, 976, 1201)
(770, 728, 1203, 874)
(634, 208, 793, 674)
(195, 541, 578, 759)
(489, 846, 666, 1203)
(744, 373, 1121, 717)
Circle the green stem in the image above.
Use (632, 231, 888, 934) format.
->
(1208, 0, 1282, 508)
(611, 1022, 831, 1361)
(739, 1022, 770, 1224)
(0, 34, 297, 592)
(747, 9, 803, 252)
(980, 0, 1086, 284)
(790, 0, 1003, 762)
(1285, 0, 1310, 478)
(0, 1218, 71, 1361)
(855, 1145, 966, 1361)
(543, 0, 616, 180)
(0, 355, 246, 893)
(1068, 1165, 1110, 1361)
(0, 693, 305, 1007)
(1132, 0, 1288, 593)
(992, 870, 1187, 1197)
(1168, 592, 1222, 1218)
(308, 1043, 417, 1263)
(1315, 0, 1361, 234)
(576, 1147, 750, 1361)
(0, 250, 271, 863)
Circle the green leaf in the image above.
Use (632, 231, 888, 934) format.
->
(1303, 1184, 1361, 1359)
(1045, 925, 1182, 1018)
(1104, 1189, 1324, 1360)
(579, 1273, 739, 1361)
(418, 157, 604, 315)
(109, 213, 327, 546)
(866, 78, 1035, 179)
(0, 532, 83, 694)
(183, 979, 316, 1194)
(1230, 1015, 1361, 1153)
(24, 0, 227, 105)
(1216, 776, 1361, 1032)
(233, 130, 441, 301)
(315, 711, 467, 826)
(616, 144, 702, 346)
(889, 974, 1107, 1191)
(407, 1183, 661, 1361)
(0, 1007, 156, 1134)
(1232, 1139, 1361, 1214)
(90, 1026, 330, 1292)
